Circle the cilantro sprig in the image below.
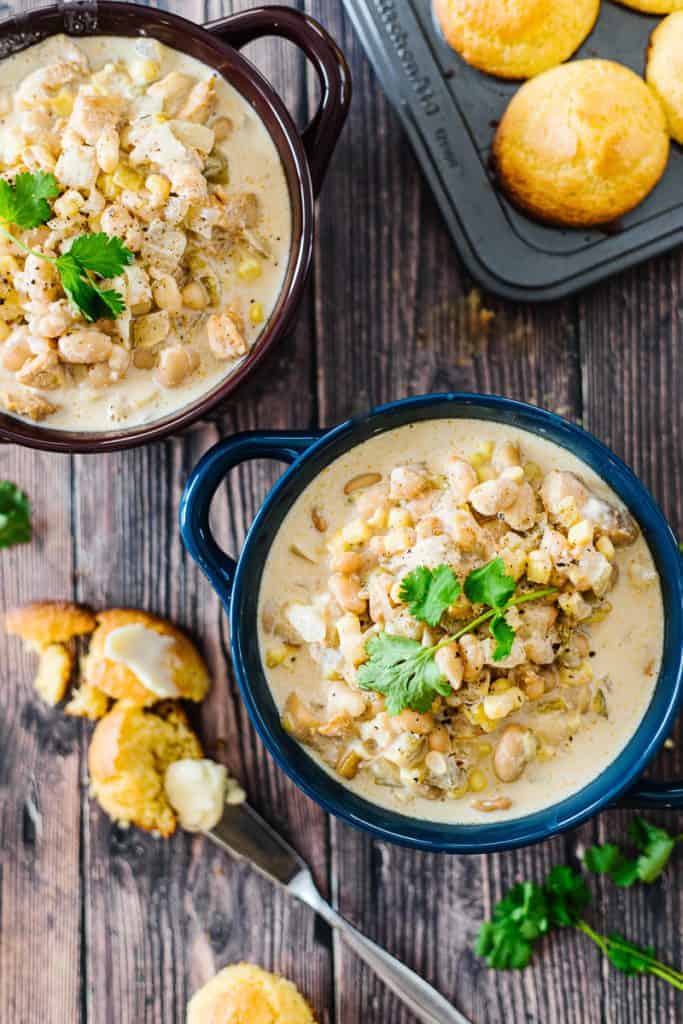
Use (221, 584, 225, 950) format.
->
(0, 481, 31, 548)
(584, 816, 681, 886)
(0, 172, 133, 321)
(358, 558, 556, 714)
(476, 833, 683, 990)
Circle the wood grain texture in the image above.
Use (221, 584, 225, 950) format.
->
(0, 0, 681, 1022)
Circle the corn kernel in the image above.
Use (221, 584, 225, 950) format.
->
(596, 535, 615, 561)
(131, 58, 161, 85)
(98, 173, 118, 200)
(559, 664, 593, 687)
(113, 165, 143, 191)
(491, 678, 512, 694)
(557, 496, 581, 528)
(145, 173, 171, 203)
(265, 643, 296, 668)
(502, 548, 527, 582)
(526, 549, 552, 585)
(568, 519, 594, 549)
(465, 704, 497, 733)
(50, 89, 74, 117)
(383, 527, 415, 555)
(586, 600, 612, 624)
(155, 113, 169, 123)
(237, 257, 262, 282)
(341, 519, 371, 545)
(477, 742, 492, 757)
(249, 301, 264, 326)
(388, 507, 413, 528)
(367, 507, 388, 530)
(54, 189, 84, 219)
(523, 461, 541, 482)
(468, 769, 487, 793)
(450, 783, 469, 799)
(476, 464, 496, 483)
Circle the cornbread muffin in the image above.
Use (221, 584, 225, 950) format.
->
(433, 0, 600, 80)
(615, 1, 683, 12)
(88, 701, 203, 836)
(84, 609, 210, 707)
(5, 601, 96, 650)
(493, 60, 669, 226)
(187, 964, 317, 1024)
(647, 13, 683, 143)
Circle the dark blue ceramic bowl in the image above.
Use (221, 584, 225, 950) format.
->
(180, 394, 683, 852)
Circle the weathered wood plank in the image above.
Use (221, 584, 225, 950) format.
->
(0, 448, 81, 1024)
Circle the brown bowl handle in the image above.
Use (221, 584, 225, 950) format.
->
(205, 5, 351, 196)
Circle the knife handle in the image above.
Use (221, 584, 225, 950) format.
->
(289, 871, 471, 1024)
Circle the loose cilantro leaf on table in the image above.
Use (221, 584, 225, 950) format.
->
(0, 171, 59, 228)
(475, 828, 683, 991)
(0, 481, 31, 548)
(356, 633, 451, 714)
(398, 564, 461, 627)
(584, 817, 679, 886)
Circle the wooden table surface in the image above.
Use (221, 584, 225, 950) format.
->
(1, 2, 682, 1022)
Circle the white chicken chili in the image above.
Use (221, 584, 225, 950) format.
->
(258, 420, 664, 823)
(0, 35, 291, 429)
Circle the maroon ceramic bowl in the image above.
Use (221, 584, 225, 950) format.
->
(0, 2, 350, 452)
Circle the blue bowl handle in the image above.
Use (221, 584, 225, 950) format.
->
(179, 430, 321, 603)
(617, 779, 683, 810)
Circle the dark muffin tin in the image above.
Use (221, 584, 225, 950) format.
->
(342, 0, 683, 300)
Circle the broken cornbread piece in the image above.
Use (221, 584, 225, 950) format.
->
(64, 682, 110, 720)
(88, 701, 203, 836)
(33, 643, 74, 705)
(5, 601, 96, 651)
(187, 964, 317, 1024)
(83, 609, 210, 706)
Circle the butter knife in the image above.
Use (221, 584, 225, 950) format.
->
(207, 803, 471, 1024)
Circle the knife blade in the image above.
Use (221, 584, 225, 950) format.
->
(206, 803, 473, 1024)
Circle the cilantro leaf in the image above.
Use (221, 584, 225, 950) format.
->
(0, 481, 31, 548)
(584, 818, 677, 886)
(356, 633, 451, 714)
(56, 237, 132, 323)
(629, 817, 677, 884)
(545, 866, 591, 927)
(490, 613, 515, 661)
(0, 171, 59, 228)
(399, 564, 461, 627)
(475, 881, 550, 970)
(67, 232, 134, 278)
(583, 842, 639, 886)
(464, 557, 515, 610)
(605, 935, 654, 977)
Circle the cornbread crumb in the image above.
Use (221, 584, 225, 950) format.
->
(64, 682, 110, 720)
(34, 643, 73, 705)
(187, 963, 317, 1024)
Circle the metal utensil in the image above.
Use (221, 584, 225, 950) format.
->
(207, 802, 471, 1024)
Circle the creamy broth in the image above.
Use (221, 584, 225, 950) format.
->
(0, 35, 291, 430)
(258, 420, 664, 823)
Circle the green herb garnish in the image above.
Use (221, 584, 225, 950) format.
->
(584, 816, 680, 886)
(476, 845, 683, 990)
(0, 172, 133, 322)
(358, 558, 556, 714)
(0, 481, 31, 548)
(398, 564, 461, 627)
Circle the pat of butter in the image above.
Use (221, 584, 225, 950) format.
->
(103, 623, 180, 698)
(164, 759, 227, 832)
